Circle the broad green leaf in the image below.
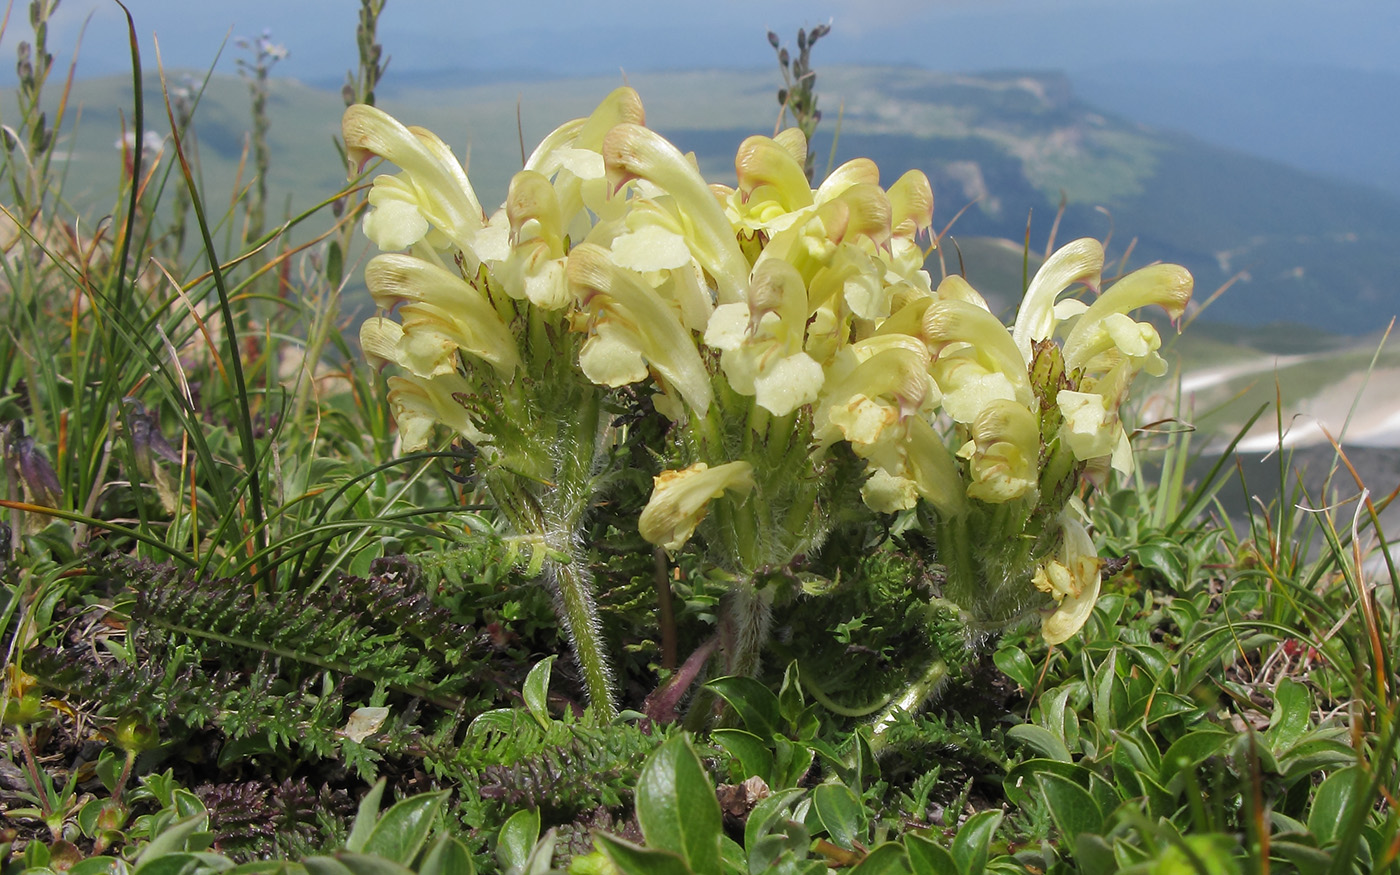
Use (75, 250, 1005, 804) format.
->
(334, 853, 416, 875)
(522, 828, 558, 875)
(346, 780, 388, 854)
(134, 853, 234, 875)
(1007, 725, 1071, 763)
(419, 837, 475, 875)
(1003, 759, 1094, 809)
(496, 808, 540, 875)
(70, 859, 123, 875)
(1091, 650, 1118, 731)
(812, 783, 863, 850)
(1036, 774, 1102, 844)
(134, 814, 209, 864)
(706, 676, 780, 741)
(1132, 539, 1187, 587)
(773, 736, 815, 790)
(1086, 773, 1120, 821)
(992, 648, 1036, 692)
(1270, 841, 1331, 875)
(1308, 765, 1364, 846)
(523, 656, 556, 730)
(904, 835, 958, 875)
(362, 791, 449, 866)
(595, 834, 695, 875)
(849, 842, 910, 875)
(743, 788, 808, 853)
(712, 729, 775, 784)
(951, 810, 1002, 875)
(1144, 692, 1201, 724)
(1158, 729, 1230, 790)
(637, 734, 723, 875)
(1073, 835, 1116, 874)
(302, 857, 357, 875)
(1280, 738, 1356, 784)
(1138, 772, 1180, 821)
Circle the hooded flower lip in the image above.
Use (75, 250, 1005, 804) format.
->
(958, 399, 1040, 503)
(1061, 263, 1193, 372)
(384, 373, 484, 450)
(704, 258, 825, 416)
(815, 341, 934, 458)
(567, 242, 713, 416)
(639, 461, 756, 552)
(734, 135, 814, 216)
(1036, 509, 1103, 644)
(1010, 237, 1104, 360)
(924, 299, 1033, 422)
(364, 253, 521, 378)
(343, 104, 485, 251)
(602, 123, 751, 304)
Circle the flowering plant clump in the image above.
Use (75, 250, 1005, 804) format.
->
(345, 88, 1191, 716)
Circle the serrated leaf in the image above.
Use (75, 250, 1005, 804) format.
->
(362, 791, 448, 866)
(523, 656, 556, 730)
(812, 783, 863, 850)
(951, 810, 1002, 875)
(1007, 724, 1072, 763)
(637, 734, 722, 875)
(496, 808, 540, 875)
(1036, 774, 1102, 844)
(595, 834, 695, 875)
(849, 842, 909, 874)
(904, 835, 958, 875)
(706, 676, 780, 741)
(712, 729, 775, 784)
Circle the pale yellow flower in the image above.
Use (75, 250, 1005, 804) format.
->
(1035, 509, 1103, 644)
(567, 243, 713, 417)
(639, 461, 756, 552)
(343, 104, 485, 254)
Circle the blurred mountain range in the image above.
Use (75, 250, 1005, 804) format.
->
(18, 63, 1400, 336)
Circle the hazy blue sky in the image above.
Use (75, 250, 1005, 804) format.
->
(9, 0, 1400, 85)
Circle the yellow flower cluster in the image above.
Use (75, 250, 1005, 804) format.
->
(345, 87, 1192, 646)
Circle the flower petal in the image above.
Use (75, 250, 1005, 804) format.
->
(639, 461, 755, 551)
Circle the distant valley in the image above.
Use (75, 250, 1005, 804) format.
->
(26, 64, 1400, 338)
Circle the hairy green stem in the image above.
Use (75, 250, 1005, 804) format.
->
(547, 556, 616, 721)
(719, 580, 772, 678)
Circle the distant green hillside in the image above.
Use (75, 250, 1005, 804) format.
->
(13, 65, 1400, 335)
